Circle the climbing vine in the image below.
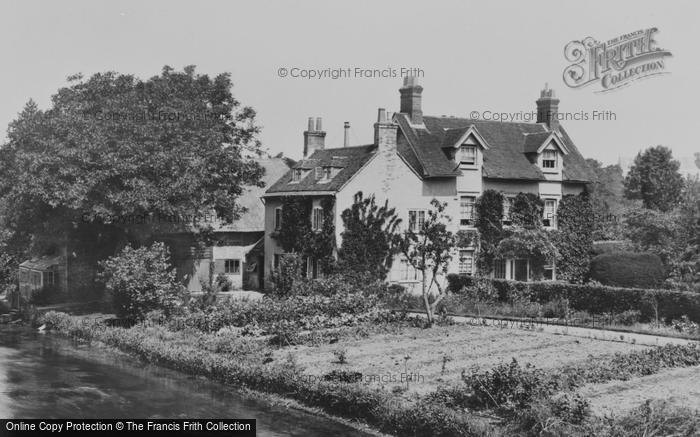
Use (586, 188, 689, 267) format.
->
(475, 189, 504, 274)
(272, 196, 336, 275)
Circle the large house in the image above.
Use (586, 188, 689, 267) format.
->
(262, 78, 593, 291)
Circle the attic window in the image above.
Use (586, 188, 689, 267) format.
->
(291, 169, 303, 182)
(460, 145, 477, 165)
(542, 150, 557, 169)
(323, 167, 332, 180)
(314, 167, 324, 181)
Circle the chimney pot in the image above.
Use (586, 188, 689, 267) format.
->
(377, 108, 387, 123)
(343, 122, 350, 148)
(536, 85, 560, 131)
(303, 116, 326, 157)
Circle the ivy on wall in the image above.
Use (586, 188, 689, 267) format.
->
(272, 196, 336, 275)
(554, 192, 594, 283)
(475, 190, 504, 274)
(510, 193, 544, 229)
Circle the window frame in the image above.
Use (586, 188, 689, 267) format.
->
(311, 207, 324, 231)
(274, 207, 282, 230)
(408, 209, 426, 233)
(460, 196, 476, 227)
(224, 259, 241, 274)
(458, 249, 474, 276)
(459, 145, 477, 166)
(542, 149, 557, 169)
(291, 168, 303, 182)
(543, 199, 557, 228)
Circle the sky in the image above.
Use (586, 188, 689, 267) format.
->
(1, 0, 698, 171)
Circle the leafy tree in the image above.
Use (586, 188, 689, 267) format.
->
(672, 176, 700, 289)
(624, 207, 680, 267)
(585, 158, 628, 240)
(0, 66, 264, 292)
(510, 193, 544, 229)
(338, 192, 401, 281)
(98, 242, 186, 320)
(398, 199, 456, 325)
(624, 146, 684, 212)
(474, 190, 504, 274)
(555, 193, 594, 283)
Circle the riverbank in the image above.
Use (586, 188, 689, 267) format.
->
(0, 324, 383, 436)
(39, 309, 700, 437)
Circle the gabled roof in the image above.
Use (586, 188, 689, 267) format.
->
(265, 144, 377, 194)
(522, 131, 569, 155)
(213, 157, 291, 232)
(401, 115, 593, 182)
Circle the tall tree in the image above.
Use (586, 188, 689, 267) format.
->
(624, 146, 684, 212)
(398, 199, 456, 325)
(338, 192, 401, 281)
(0, 66, 264, 277)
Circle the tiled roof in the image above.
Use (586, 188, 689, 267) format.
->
(522, 132, 552, 154)
(265, 144, 377, 194)
(213, 157, 291, 231)
(408, 115, 594, 182)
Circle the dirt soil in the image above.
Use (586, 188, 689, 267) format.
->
(578, 365, 700, 416)
(274, 323, 649, 395)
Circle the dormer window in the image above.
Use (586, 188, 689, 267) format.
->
(323, 167, 333, 181)
(460, 145, 477, 165)
(542, 150, 557, 169)
(292, 168, 303, 182)
(314, 167, 323, 180)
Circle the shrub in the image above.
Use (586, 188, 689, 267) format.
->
(98, 242, 187, 321)
(599, 400, 700, 437)
(590, 251, 666, 288)
(460, 359, 556, 415)
(215, 273, 233, 292)
(446, 277, 700, 323)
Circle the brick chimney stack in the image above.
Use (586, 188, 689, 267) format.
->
(303, 117, 326, 157)
(374, 108, 397, 153)
(536, 84, 560, 131)
(399, 76, 423, 125)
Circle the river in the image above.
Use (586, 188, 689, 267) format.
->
(0, 326, 371, 436)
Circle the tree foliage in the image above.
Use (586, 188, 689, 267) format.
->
(475, 190, 504, 275)
(398, 199, 456, 325)
(338, 192, 401, 281)
(555, 193, 594, 283)
(585, 158, 628, 240)
(0, 66, 264, 268)
(624, 146, 684, 212)
(98, 242, 186, 320)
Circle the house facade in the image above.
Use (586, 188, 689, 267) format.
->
(263, 78, 593, 291)
(162, 157, 291, 292)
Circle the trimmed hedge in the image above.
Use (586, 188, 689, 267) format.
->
(446, 274, 700, 323)
(589, 251, 666, 289)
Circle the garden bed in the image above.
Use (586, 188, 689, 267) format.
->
(273, 323, 648, 395)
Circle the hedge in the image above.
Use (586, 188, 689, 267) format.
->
(589, 251, 666, 289)
(446, 274, 700, 323)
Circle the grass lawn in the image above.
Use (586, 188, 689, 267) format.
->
(274, 322, 649, 396)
